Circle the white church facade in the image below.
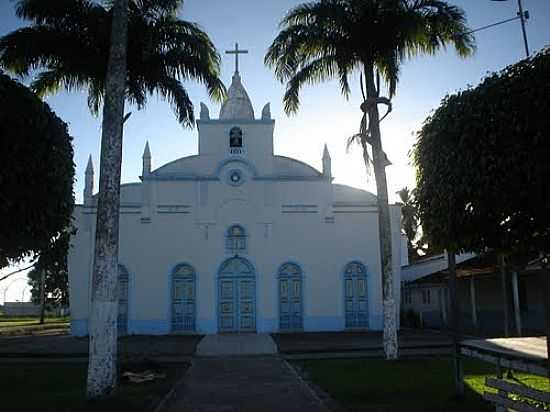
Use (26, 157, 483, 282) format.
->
(68, 62, 404, 336)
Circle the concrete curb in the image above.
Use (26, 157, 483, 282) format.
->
(282, 347, 452, 360)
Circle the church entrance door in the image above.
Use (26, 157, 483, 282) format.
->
(278, 263, 303, 331)
(218, 257, 256, 333)
(344, 262, 369, 329)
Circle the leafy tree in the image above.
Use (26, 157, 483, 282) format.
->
(413, 47, 550, 392)
(0, 72, 74, 270)
(265, 0, 474, 359)
(414, 47, 550, 257)
(27, 231, 71, 322)
(1, 0, 224, 398)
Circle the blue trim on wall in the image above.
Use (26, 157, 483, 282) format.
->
(304, 316, 345, 332)
(196, 318, 217, 334)
(129, 320, 170, 335)
(369, 314, 383, 331)
(71, 319, 88, 336)
(257, 317, 278, 333)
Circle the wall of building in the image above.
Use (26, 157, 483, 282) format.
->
(69, 117, 403, 336)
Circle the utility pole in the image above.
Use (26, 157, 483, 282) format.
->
(488, 0, 530, 58)
(516, 0, 530, 57)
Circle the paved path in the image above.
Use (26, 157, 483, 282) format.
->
(196, 333, 277, 357)
(163, 356, 329, 412)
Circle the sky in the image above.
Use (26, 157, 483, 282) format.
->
(1, 0, 549, 303)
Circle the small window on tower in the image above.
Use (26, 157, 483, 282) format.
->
(226, 225, 246, 253)
(229, 127, 243, 148)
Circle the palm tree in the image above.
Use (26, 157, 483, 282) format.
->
(0, 0, 225, 124)
(265, 0, 475, 359)
(396, 187, 419, 262)
(1, 0, 224, 398)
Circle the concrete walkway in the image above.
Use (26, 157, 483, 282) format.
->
(163, 356, 329, 412)
(196, 333, 277, 357)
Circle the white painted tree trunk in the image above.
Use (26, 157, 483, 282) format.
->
(363, 65, 398, 360)
(86, 0, 128, 399)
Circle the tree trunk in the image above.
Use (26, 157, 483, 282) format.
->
(86, 0, 128, 400)
(363, 64, 398, 360)
(448, 251, 464, 396)
(39, 269, 46, 325)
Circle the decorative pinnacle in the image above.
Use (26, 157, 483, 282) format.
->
(143, 141, 151, 158)
(323, 144, 331, 159)
(85, 155, 94, 173)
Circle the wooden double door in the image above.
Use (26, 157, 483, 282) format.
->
(218, 257, 256, 333)
(344, 262, 369, 329)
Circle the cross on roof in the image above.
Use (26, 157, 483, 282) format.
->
(226, 43, 248, 74)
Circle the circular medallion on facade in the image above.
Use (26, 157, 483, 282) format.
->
(227, 169, 245, 186)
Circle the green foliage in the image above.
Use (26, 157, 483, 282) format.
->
(265, 0, 474, 115)
(414, 47, 550, 255)
(27, 231, 71, 307)
(0, 72, 74, 268)
(0, 0, 225, 127)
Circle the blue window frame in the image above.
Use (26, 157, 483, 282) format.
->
(226, 225, 246, 254)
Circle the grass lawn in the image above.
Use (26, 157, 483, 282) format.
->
(294, 357, 550, 412)
(0, 316, 69, 335)
(0, 316, 69, 326)
(0, 361, 184, 412)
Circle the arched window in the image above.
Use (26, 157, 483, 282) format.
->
(229, 126, 243, 147)
(226, 225, 246, 253)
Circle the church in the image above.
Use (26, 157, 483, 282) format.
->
(68, 49, 405, 336)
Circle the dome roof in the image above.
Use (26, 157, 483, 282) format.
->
(219, 72, 254, 120)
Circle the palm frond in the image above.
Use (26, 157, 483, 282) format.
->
(1, 0, 224, 127)
(282, 55, 341, 114)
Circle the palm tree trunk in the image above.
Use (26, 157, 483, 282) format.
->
(363, 64, 398, 360)
(86, 0, 128, 399)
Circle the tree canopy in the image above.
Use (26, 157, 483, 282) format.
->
(413, 47, 550, 256)
(0, 0, 225, 127)
(0, 72, 74, 269)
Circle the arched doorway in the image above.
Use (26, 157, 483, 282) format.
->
(344, 261, 369, 329)
(118, 264, 129, 336)
(278, 262, 304, 331)
(171, 263, 196, 332)
(218, 257, 256, 333)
